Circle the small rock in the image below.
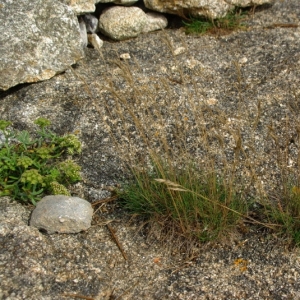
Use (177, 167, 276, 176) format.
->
(120, 53, 131, 60)
(30, 195, 93, 234)
(206, 98, 218, 105)
(88, 33, 104, 50)
(173, 47, 186, 56)
(239, 57, 248, 64)
(83, 14, 99, 33)
(98, 6, 148, 40)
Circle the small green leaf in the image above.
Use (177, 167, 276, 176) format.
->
(0, 120, 12, 131)
(17, 156, 34, 168)
(34, 118, 51, 129)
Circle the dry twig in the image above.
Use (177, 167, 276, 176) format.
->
(62, 293, 95, 300)
(91, 195, 118, 207)
(107, 223, 128, 260)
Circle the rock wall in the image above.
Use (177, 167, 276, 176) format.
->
(1, 0, 273, 91)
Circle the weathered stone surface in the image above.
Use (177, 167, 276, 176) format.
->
(63, 0, 140, 14)
(99, 6, 148, 40)
(79, 17, 88, 48)
(142, 12, 168, 33)
(61, 0, 139, 15)
(30, 195, 93, 234)
(83, 14, 99, 33)
(60, 0, 96, 14)
(227, 0, 274, 6)
(61, 0, 139, 16)
(144, 0, 233, 19)
(88, 33, 104, 50)
(0, 0, 84, 91)
(144, 0, 274, 19)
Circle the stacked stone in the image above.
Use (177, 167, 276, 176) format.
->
(0, 0, 273, 90)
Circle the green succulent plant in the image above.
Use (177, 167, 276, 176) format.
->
(0, 118, 82, 205)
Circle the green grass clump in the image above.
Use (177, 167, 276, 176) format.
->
(0, 118, 82, 205)
(264, 184, 300, 246)
(183, 9, 247, 35)
(87, 34, 300, 250)
(119, 156, 247, 243)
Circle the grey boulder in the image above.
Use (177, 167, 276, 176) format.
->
(0, 0, 84, 91)
(30, 195, 93, 234)
(144, 0, 275, 19)
(98, 6, 148, 40)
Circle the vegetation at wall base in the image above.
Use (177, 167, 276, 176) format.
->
(0, 118, 82, 205)
(263, 183, 300, 247)
(183, 8, 247, 35)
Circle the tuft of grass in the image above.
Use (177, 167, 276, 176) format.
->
(119, 154, 247, 243)
(183, 9, 247, 35)
(77, 30, 300, 252)
(263, 183, 300, 246)
(0, 118, 82, 205)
